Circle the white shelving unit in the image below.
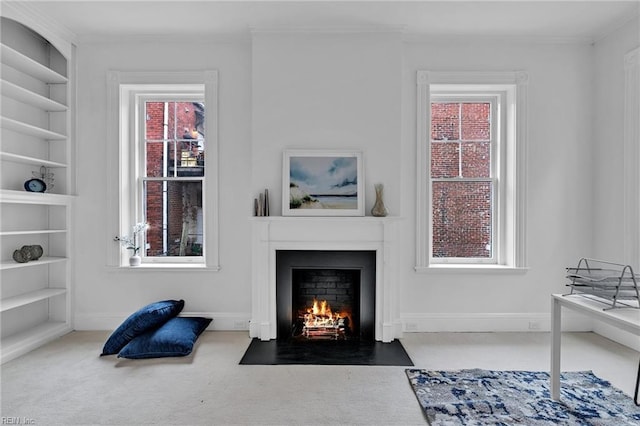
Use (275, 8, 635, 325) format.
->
(0, 14, 75, 363)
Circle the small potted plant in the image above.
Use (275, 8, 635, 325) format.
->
(115, 223, 148, 266)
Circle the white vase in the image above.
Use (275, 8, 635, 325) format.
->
(129, 255, 141, 266)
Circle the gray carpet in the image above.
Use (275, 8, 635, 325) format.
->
(1, 331, 425, 425)
(2, 331, 638, 425)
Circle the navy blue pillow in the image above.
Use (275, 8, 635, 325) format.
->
(117, 317, 212, 359)
(100, 299, 184, 356)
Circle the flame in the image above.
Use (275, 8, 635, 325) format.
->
(309, 299, 332, 318)
(302, 298, 351, 330)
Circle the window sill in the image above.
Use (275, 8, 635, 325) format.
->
(415, 264, 529, 275)
(108, 263, 220, 272)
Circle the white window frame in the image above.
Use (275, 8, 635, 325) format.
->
(107, 71, 219, 269)
(415, 71, 528, 272)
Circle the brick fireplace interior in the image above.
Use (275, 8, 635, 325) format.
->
(276, 250, 376, 342)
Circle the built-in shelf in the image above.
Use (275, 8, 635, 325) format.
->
(1, 321, 70, 362)
(0, 151, 67, 168)
(0, 256, 67, 271)
(0, 189, 74, 205)
(0, 116, 66, 140)
(1, 15, 73, 364)
(0, 229, 66, 236)
(0, 43, 67, 84)
(0, 288, 66, 312)
(1, 79, 67, 111)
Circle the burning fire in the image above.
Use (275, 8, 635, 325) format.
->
(301, 298, 351, 338)
(307, 299, 334, 321)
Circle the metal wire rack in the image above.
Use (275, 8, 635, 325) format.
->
(565, 258, 640, 310)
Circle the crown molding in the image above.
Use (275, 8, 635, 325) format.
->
(403, 32, 594, 45)
(250, 25, 407, 35)
(77, 32, 251, 44)
(592, 7, 639, 44)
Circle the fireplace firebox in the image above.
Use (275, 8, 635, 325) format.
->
(276, 250, 376, 341)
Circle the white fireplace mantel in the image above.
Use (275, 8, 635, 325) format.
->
(250, 216, 402, 342)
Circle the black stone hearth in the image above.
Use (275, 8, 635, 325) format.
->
(239, 339, 413, 366)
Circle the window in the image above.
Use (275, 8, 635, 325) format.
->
(416, 71, 528, 270)
(140, 96, 204, 260)
(108, 71, 219, 268)
(431, 96, 497, 262)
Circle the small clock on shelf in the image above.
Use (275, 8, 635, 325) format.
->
(23, 166, 54, 193)
(24, 178, 47, 193)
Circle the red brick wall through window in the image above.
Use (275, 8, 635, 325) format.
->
(144, 101, 203, 257)
(431, 102, 492, 258)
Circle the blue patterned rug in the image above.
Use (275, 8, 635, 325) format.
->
(406, 369, 640, 425)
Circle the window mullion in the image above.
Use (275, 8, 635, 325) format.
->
(172, 139, 177, 178)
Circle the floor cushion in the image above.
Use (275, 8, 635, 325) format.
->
(117, 316, 212, 359)
(101, 299, 185, 356)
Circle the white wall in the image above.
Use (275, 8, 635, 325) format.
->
(399, 38, 595, 331)
(73, 25, 637, 341)
(250, 31, 403, 214)
(591, 17, 639, 350)
(593, 17, 640, 263)
(74, 39, 254, 329)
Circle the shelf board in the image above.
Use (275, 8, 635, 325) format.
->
(0, 151, 67, 168)
(0, 288, 67, 312)
(0, 229, 66, 236)
(1, 321, 70, 364)
(0, 256, 67, 270)
(1, 116, 66, 140)
(0, 43, 68, 84)
(0, 189, 74, 205)
(1, 79, 68, 111)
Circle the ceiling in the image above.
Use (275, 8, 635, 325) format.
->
(11, 0, 640, 41)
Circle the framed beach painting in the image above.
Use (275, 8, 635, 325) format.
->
(283, 150, 364, 216)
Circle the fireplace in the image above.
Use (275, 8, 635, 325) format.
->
(276, 250, 376, 341)
(250, 216, 401, 342)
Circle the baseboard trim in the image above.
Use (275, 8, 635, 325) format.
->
(400, 312, 592, 333)
(1, 323, 72, 364)
(593, 322, 640, 351)
(74, 311, 640, 352)
(400, 312, 639, 351)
